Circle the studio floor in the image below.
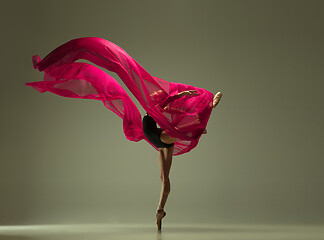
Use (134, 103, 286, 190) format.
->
(0, 223, 323, 240)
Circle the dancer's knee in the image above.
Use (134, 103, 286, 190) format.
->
(161, 178, 170, 194)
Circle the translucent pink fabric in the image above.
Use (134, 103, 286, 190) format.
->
(26, 37, 214, 155)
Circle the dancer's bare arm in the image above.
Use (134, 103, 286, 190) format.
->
(159, 90, 198, 110)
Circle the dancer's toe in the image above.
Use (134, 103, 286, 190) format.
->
(213, 92, 222, 108)
(156, 210, 166, 231)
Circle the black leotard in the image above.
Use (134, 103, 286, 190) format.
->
(142, 113, 174, 149)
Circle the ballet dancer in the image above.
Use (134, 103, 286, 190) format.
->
(25, 37, 223, 231)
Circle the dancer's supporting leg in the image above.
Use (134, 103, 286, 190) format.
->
(156, 145, 174, 230)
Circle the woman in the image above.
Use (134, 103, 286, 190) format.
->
(25, 37, 222, 231)
(143, 90, 222, 230)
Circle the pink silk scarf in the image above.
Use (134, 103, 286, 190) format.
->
(26, 37, 214, 155)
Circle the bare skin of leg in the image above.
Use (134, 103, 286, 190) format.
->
(160, 131, 179, 144)
(156, 145, 174, 230)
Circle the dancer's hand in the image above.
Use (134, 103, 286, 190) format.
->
(178, 90, 198, 97)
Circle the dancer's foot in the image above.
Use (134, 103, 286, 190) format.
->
(213, 92, 222, 108)
(156, 209, 166, 231)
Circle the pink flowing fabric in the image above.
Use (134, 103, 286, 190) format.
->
(26, 37, 214, 155)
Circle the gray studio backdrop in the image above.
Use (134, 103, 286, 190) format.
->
(0, 0, 323, 225)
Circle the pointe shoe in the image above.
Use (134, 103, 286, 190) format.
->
(156, 210, 166, 231)
(213, 92, 222, 108)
